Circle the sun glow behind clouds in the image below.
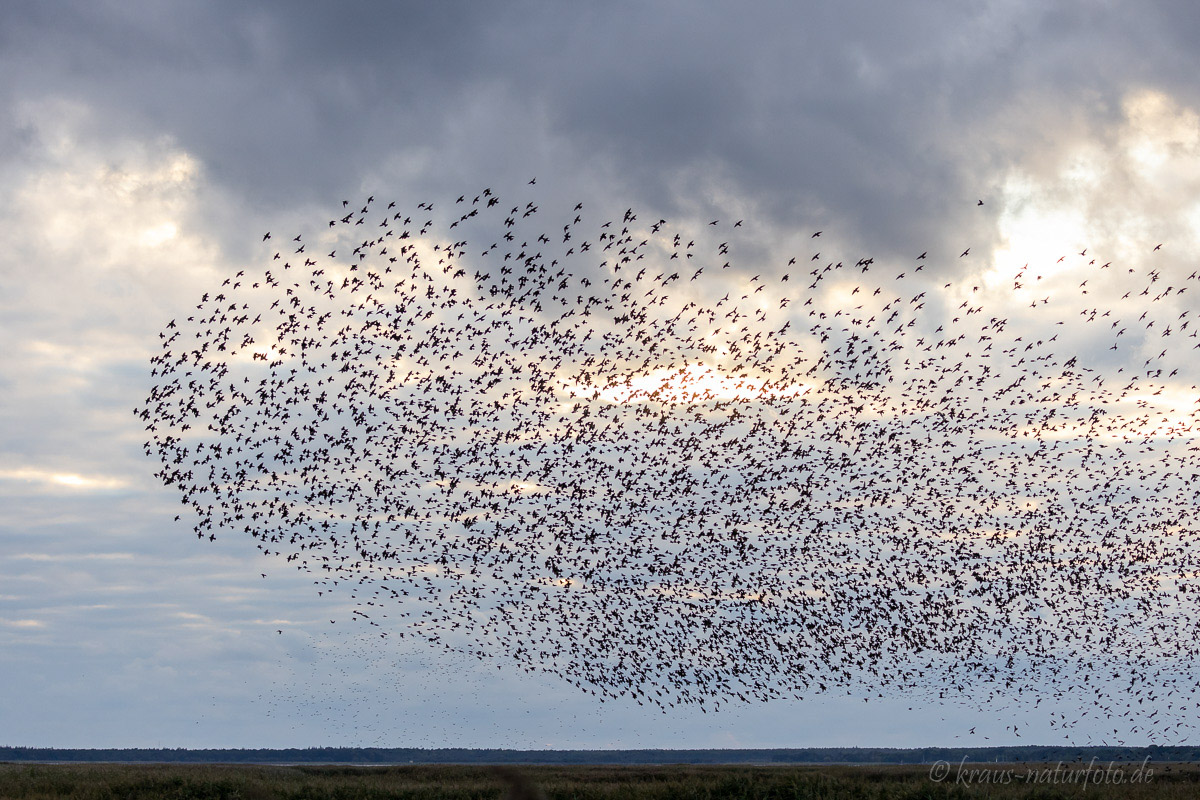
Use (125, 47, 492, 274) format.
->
(988, 172, 1091, 286)
(987, 88, 1200, 293)
(139, 222, 178, 247)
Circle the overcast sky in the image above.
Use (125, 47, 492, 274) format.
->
(5, 1, 1200, 750)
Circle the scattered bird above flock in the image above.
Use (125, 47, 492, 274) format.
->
(138, 185, 1200, 743)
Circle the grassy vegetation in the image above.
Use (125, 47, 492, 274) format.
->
(0, 761, 1197, 800)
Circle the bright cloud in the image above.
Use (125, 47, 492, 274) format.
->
(0, 466, 129, 492)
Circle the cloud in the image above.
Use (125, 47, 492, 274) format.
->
(0, 467, 130, 492)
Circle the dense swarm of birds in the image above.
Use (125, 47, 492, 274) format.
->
(138, 183, 1200, 743)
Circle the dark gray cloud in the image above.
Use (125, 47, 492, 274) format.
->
(0, 3, 1192, 240)
(9, 0, 1198, 224)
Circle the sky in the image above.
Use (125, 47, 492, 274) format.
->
(5, 0, 1200, 750)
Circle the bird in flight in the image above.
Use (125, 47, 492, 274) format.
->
(136, 187, 1199, 741)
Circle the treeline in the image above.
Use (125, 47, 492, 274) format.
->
(1, 745, 1196, 764)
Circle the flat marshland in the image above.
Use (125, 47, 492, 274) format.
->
(1, 762, 1198, 800)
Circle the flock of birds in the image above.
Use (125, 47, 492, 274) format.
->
(138, 183, 1200, 744)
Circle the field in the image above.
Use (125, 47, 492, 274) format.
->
(1, 761, 1198, 800)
